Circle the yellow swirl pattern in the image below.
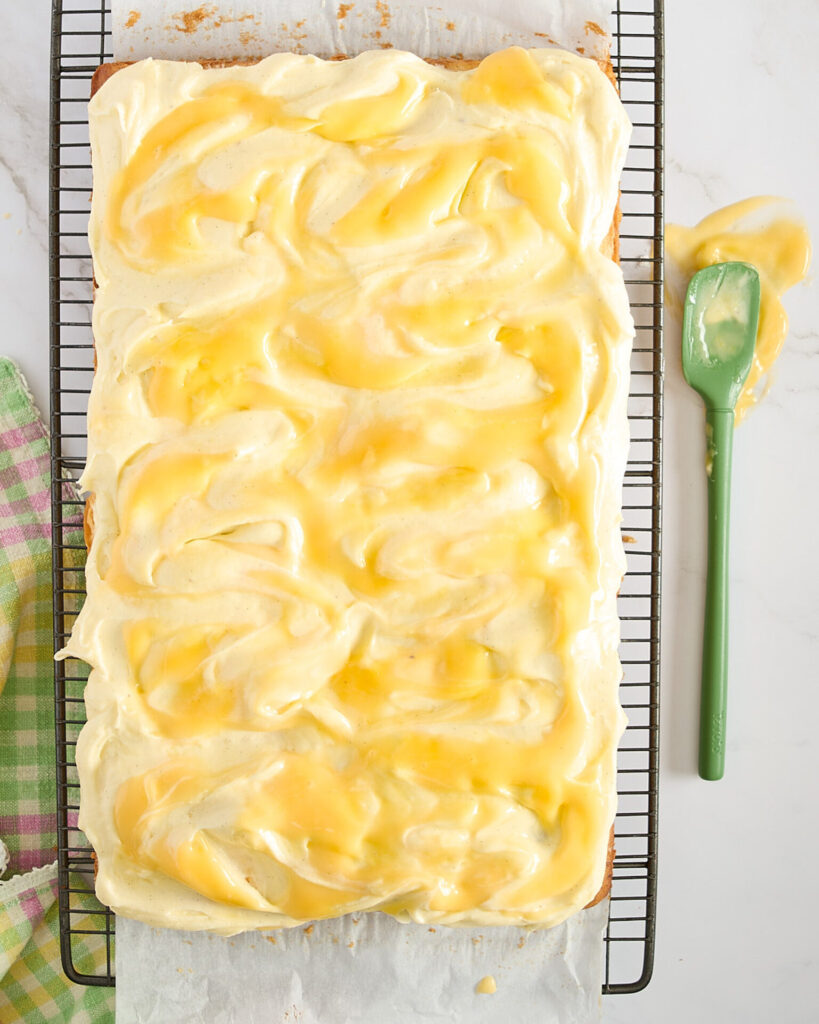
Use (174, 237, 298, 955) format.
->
(68, 47, 633, 933)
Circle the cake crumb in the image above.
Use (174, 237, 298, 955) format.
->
(215, 12, 257, 28)
(476, 975, 497, 995)
(585, 20, 606, 37)
(266, 935, 277, 944)
(428, 927, 436, 932)
(375, 1, 391, 28)
(347, 940, 355, 948)
(338, 3, 354, 22)
(446, 20, 455, 31)
(622, 534, 636, 544)
(124, 10, 141, 29)
(517, 936, 526, 949)
(304, 924, 314, 934)
(171, 5, 215, 34)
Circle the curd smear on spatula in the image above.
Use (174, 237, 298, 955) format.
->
(666, 196, 811, 423)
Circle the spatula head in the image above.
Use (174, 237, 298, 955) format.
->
(682, 262, 761, 411)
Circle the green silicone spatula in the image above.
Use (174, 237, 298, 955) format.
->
(682, 262, 760, 781)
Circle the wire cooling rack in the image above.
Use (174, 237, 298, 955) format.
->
(49, 0, 663, 994)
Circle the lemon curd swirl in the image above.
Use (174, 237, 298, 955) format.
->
(67, 47, 633, 933)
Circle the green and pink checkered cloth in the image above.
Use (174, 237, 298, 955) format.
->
(0, 357, 113, 1021)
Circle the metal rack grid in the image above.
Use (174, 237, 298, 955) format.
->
(49, 0, 663, 994)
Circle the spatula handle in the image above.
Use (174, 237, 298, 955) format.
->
(699, 407, 735, 780)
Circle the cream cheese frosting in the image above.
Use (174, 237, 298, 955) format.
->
(65, 46, 633, 933)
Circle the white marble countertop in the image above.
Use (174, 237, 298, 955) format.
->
(1, 2, 817, 1021)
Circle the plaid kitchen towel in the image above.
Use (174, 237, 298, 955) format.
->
(0, 357, 113, 1021)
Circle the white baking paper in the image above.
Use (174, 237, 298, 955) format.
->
(116, 901, 608, 1023)
(107, 2, 615, 1020)
(113, 0, 612, 62)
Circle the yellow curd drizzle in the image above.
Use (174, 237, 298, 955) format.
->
(666, 197, 811, 423)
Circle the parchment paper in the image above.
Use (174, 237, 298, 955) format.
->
(117, 901, 609, 1023)
(113, 0, 612, 62)
(108, 2, 614, 1020)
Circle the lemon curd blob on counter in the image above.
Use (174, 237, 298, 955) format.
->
(64, 46, 635, 933)
(667, 196, 811, 423)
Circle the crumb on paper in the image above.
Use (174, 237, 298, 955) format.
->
(214, 11, 257, 28)
(476, 975, 497, 995)
(517, 936, 526, 949)
(375, 0, 391, 28)
(265, 935, 277, 945)
(124, 10, 141, 29)
(585, 20, 606, 37)
(347, 941, 355, 948)
(446, 20, 455, 31)
(304, 924, 314, 934)
(622, 534, 636, 544)
(338, 3, 354, 22)
(471, 937, 480, 945)
(577, 45, 585, 54)
(170, 5, 258, 35)
(171, 4, 215, 34)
